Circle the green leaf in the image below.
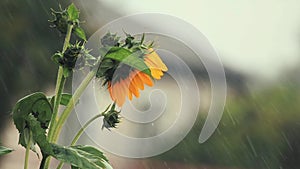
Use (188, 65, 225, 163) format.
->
(26, 114, 52, 154)
(74, 27, 87, 41)
(60, 93, 72, 106)
(12, 92, 52, 151)
(104, 47, 151, 76)
(51, 144, 112, 169)
(67, 3, 79, 21)
(49, 93, 75, 107)
(0, 146, 13, 156)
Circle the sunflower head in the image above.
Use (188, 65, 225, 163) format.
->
(96, 32, 168, 107)
(101, 103, 121, 130)
(52, 42, 95, 77)
(49, 4, 80, 34)
(49, 6, 69, 34)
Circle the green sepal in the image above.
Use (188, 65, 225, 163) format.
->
(0, 146, 13, 156)
(49, 93, 73, 106)
(51, 52, 63, 65)
(104, 47, 151, 76)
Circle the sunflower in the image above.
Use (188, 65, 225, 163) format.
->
(107, 49, 167, 107)
(97, 33, 168, 107)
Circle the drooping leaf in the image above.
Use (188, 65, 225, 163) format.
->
(74, 27, 87, 41)
(104, 47, 151, 76)
(67, 3, 79, 21)
(12, 92, 52, 152)
(25, 114, 53, 154)
(51, 144, 112, 169)
(0, 146, 13, 156)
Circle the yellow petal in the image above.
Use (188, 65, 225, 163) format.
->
(138, 72, 153, 86)
(107, 82, 114, 101)
(118, 79, 127, 107)
(111, 82, 119, 103)
(146, 49, 168, 71)
(132, 71, 144, 90)
(128, 90, 133, 100)
(129, 81, 139, 97)
(150, 68, 164, 80)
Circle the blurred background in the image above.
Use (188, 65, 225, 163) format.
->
(1, 0, 300, 168)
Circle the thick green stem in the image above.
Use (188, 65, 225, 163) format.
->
(44, 24, 73, 169)
(63, 25, 74, 52)
(24, 131, 32, 169)
(52, 69, 97, 143)
(48, 24, 73, 142)
(47, 67, 65, 142)
(56, 113, 103, 169)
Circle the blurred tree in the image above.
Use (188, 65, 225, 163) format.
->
(157, 85, 300, 169)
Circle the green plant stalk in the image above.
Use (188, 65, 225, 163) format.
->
(44, 24, 73, 169)
(39, 155, 48, 169)
(71, 113, 103, 146)
(56, 113, 103, 169)
(52, 69, 97, 143)
(47, 67, 65, 141)
(63, 25, 74, 52)
(48, 24, 73, 143)
(24, 131, 32, 169)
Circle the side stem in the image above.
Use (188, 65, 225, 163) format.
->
(52, 69, 97, 143)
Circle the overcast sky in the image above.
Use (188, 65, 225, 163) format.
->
(101, 0, 300, 79)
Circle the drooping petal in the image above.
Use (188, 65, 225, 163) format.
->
(150, 68, 164, 80)
(107, 82, 114, 100)
(106, 48, 168, 107)
(132, 71, 144, 90)
(122, 77, 132, 100)
(128, 90, 133, 100)
(138, 72, 153, 87)
(129, 72, 140, 98)
(111, 81, 119, 103)
(146, 49, 168, 71)
(116, 79, 127, 107)
(144, 57, 158, 68)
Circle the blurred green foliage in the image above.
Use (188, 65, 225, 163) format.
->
(158, 85, 300, 169)
(0, 0, 71, 129)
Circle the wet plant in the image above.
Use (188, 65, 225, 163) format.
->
(4, 3, 168, 169)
